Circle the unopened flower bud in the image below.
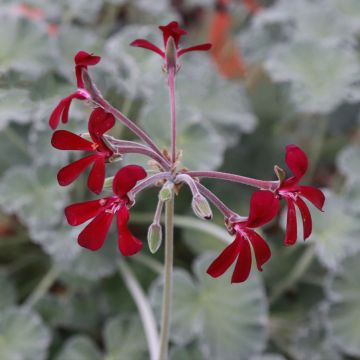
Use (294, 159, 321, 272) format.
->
(159, 181, 174, 202)
(103, 176, 114, 190)
(147, 223, 162, 254)
(192, 194, 213, 220)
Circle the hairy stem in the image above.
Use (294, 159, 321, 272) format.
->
(82, 70, 164, 158)
(196, 183, 241, 220)
(186, 171, 279, 191)
(158, 197, 174, 360)
(168, 67, 177, 164)
(130, 172, 171, 197)
(118, 260, 160, 360)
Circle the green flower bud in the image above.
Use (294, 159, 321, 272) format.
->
(147, 223, 162, 254)
(192, 194, 213, 220)
(159, 181, 174, 202)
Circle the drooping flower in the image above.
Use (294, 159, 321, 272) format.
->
(130, 21, 211, 70)
(49, 50, 101, 130)
(207, 190, 279, 283)
(65, 165, 147, 255)
(275, 145, 325, 245)
(51, 107, 116, 194)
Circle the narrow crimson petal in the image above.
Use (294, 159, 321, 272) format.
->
(247, 230, 271, 271)
(78, 211, 113, 251)
(246, 190, 280, 228)
(88, 156, 105, 194)
(57, 154, 98, 186)
(177, 43, 212, 57)
(295, 196, 312, 240)
(284, 198, 297, 246)
(65, 198, 111, 226)
(299, 186, 325, 211)
(74, 50, 101, 66)
(117, 207, 142, 256)
(88, 108, 116, 141)
(49, 96, 72, 130)
(130, 39, 165, 58)
(112, 165, 147, 198)
(207, 235, 241, 278)
(285, 144, 308, 181)
(231, 236, 252, 283)
(51, 130, 94, 151)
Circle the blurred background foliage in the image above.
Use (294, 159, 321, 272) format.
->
(0, 0, 360, 359)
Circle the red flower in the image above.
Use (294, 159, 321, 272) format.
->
(276, 145, 325, 245)
(207, 190, 279, 283)
(65, 165, 147, 255)
(130, 21, 211, 67)
(49, 50, 101, 130)
(51, 107, 115, 194)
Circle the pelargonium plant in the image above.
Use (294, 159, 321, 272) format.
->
(49, 21, 325, 360)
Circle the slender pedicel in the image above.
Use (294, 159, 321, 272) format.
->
(186, 171, 279, 191)
(130, 172, 172, 197)
(113, 145, 171, 171)
(196, 183, 241, 221)
(82, 70, 165, 158)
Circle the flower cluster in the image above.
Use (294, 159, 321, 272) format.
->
(50, 21, 325, 284)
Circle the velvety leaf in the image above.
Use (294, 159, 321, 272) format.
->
(336, 144, 360, 184)
(0, 15, 51, 77)
(0, 165, 69, 229)
(103, 315, 147, 360)
(0, 89, 34, 130)
(327, 254, 360, 356)
(150, 253, 268, 360)
(55, 336, 102, 360)
(309, 190, 360, 269)
(0, 308, 51, 360)
(265, 42, 360, 114)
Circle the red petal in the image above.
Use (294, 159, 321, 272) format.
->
(49, 96, 72, 130)
(51, 130, 94, 150)
(231, 236, 252, 283)
(284, 198, 297, 246)
(130, 39, 165, 58)
(246, 190, 280, 228)
(78, 211, 113, 251)
(285, 144, 308, 181)
(117, 207, 143, 256)
(88, 107, 116, 141)
(74, 50, 101, 66)
(159, 21, 187, 48)
(177, 43, 212, 57)
(299, 186, 325, 211)
(112, 165, 147, 197)
(295, 196, 312, 240)
(207, 235, 241, 278)
(247, 229, 271, 271)
(88, 156, 105, 194)
(65, 198, 112, 225)
(57, 154, 99, 186)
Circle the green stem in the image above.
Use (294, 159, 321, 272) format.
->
(158, 198, 174, 360)
(269, 245, 316, 305)
(25, 266, 60, 308)
(118, 261, 159, 360)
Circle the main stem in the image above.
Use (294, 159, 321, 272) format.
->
(158, 197, 174, 360)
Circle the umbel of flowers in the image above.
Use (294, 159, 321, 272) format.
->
(50, 21, 325, 360)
